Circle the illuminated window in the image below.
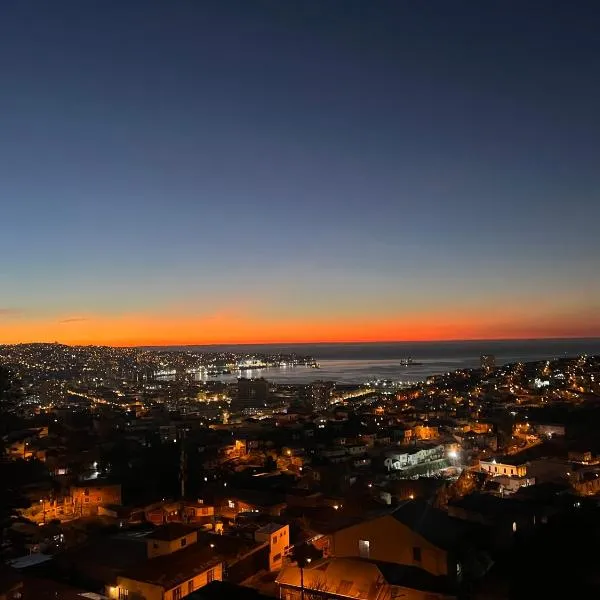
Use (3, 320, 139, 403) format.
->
(358, 540, 370, 558)
(512, 522, 517, 532)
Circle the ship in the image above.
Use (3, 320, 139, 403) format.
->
(399, 357, 423, 366)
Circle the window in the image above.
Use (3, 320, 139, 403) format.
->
(188, 581, 194, 595)
(84, 489, 89, 496)
(118, 588, 128, 600)
(97, 496, 102, 502)
(207, 568, 215, 583)
(503, 469, 506, 474)
(84, 497, 89, 503)
(413, 547, 422, 562)
(510, 469, 514, 475)
(181, 537, 187, 547)
(173, 587, 182, 600)
(272, 536, 277, 544)
(358, 540, 370, 558)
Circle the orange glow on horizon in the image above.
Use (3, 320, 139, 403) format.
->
(1, 306, 598, 346)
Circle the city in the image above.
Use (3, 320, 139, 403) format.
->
(2, 344, 600, 599)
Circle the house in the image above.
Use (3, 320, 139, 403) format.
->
(384, 444, 445, 471)
(143, 501, 214, 526)
(106, 525, 269, 600)
(479, 458, 527, 478)
(325, 500, 480, 582)
(145, 524, 198, 558)
(218, 490, 286, 518)
(108, 543, 223, 600)
(277, 557, 455, 600)
(491, 475, 535, 495)
(254, 522, 290, 570)
(448, 493, 540, 550)
(70, 483, 122, 516)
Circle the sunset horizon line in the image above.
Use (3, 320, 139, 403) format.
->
(2, 334, 599, 349)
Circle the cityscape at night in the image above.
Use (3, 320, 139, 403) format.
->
(2, 1, 600, 600)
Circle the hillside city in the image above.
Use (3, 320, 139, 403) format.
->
(2, 343, 600, 599)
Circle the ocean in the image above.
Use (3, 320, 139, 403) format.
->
(166, 338, 600, 385)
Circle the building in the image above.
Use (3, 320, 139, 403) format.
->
(106, 524, 275, 600)
(145, 523, 198, 558)
(219, 490, 287, 518)
(109, 544, 223, 600)
(232, 378, 269, 412)
(480, 355, 496, 373)
(70, 483, 122, 516)
(322, 500, 480, 582)
(413, 424, 439, 440)
(277, 557, 455, 600)
(384, 444, 445, 471)
(300, 381, 335, 411)
(254, 522, 290, 570)
(479, 457, 527, 478)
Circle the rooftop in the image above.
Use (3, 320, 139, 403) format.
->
(120, 534, 258, 589)
(277, 557, 454, 598)
(391, 499, 481, 551)
(256, 522, 285, 536)
(147, 523, 198, 542)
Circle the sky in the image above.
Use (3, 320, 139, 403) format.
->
(1, 0, 599, 346)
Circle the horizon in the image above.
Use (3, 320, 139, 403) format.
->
(3, 335, 600, 350)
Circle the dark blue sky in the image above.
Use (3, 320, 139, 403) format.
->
(1, 1, 599, 343)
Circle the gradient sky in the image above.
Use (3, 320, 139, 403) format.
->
(1, 1, 599, 345)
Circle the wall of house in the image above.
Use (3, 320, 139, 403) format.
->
(111, 578, 163, 600)
(331, 515, 449, 576)
(71, 484, 122, 516)
(164, 563, 223, 600)
(479, 462, 526, 477)
(146, 531, 198, 558)
(270, 526, 289, 570)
